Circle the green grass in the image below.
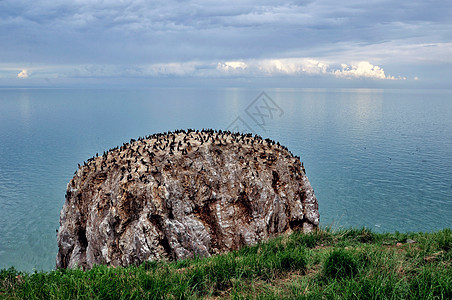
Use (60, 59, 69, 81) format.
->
(1, 228, 451, 299)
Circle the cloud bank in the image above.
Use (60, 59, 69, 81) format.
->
(333, 62, 406, 80)
(0, 0, 450, 86)
(2, 59, 404, 81)
(215, 59, 402, 80)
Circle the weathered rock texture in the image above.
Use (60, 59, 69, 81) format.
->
(56, 129, 319, 269)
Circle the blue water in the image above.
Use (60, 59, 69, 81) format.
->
(0, 88, 451, 272)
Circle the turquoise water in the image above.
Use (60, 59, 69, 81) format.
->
(0, 88, 451, 272)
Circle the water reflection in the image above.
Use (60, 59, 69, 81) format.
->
(18, 91, 32, 125)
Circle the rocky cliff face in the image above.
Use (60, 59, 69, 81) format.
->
(56, 129, 319, 269)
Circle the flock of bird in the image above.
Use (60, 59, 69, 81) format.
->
(72, 129, 305, 186)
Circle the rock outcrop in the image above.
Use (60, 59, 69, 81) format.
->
(56, 129, 319, 269)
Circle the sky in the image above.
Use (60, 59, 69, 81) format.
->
(0, 0, 451, 88)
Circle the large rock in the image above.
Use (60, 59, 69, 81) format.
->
(56, 129, 319, 269)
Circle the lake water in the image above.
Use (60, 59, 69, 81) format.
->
(1, 88, 451, 272)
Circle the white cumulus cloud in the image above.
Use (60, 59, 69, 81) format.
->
(17, 69, 29, 78)
(217, 61, 248, 72)
(216, 58, 330, 76)
(256, 58, 328, 75)
(333, 61, 404, 80)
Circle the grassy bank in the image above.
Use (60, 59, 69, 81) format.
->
(1, 228, 451, 299)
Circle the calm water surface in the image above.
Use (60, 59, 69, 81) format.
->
(0, 88, 451, 271)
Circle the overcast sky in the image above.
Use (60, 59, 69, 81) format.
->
(1, 0, 451, 88)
